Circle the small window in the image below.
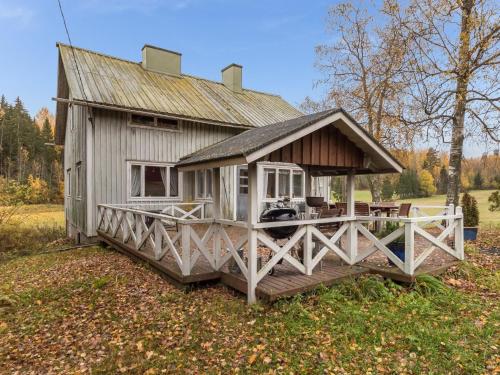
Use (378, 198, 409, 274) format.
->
(170, 167, 179, 197)
(130, 114, 155, 126)
(130, 165, 142, 197)
(66, 168, 71, 197)
(239, 169, 248, 194)
(156, 117, 179, 130)
(76, 163, 82, 199)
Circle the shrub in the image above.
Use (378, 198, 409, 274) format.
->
(461, 192, 479, 227)
(488, 190, 500, 212)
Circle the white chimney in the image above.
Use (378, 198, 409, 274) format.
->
(221, 64, 242, 93)
(142, 45, 181, 76)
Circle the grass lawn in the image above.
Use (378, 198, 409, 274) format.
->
(9, 204, 65, 228)
(355, 189, 499, 227)
(0, 200, 498, 373)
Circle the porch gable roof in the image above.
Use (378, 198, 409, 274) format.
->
(176, 109, 404, 175)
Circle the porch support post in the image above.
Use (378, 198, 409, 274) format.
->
(304, 167, 312, 218)
(404, 221, 415, 275)
(213, 167, 222, 269)
(304, 225, 313, 275)
(345, 173, 357, 264)
(455, 206, 464, 260)
(247, 162, 258, 304)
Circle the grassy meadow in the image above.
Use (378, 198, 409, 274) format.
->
(354, 189, 499, 227)
(0, 194, 498, 373)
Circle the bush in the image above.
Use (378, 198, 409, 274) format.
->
(461, 192, 479, 227)
(488, 191, 500, 212)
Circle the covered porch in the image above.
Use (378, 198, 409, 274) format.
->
(97, 110, 464, 303)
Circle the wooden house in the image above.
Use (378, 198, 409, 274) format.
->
(55, 43, 332, 242)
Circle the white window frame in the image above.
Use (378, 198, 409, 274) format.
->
(127, 161, 182, 201)
(75, 163, 82, 199)
(258, 162, 305, 203)
(195, 169, 213, 201)
(127, 113, 181, 133)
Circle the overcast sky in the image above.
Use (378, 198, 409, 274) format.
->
(0, 0, 493, 156)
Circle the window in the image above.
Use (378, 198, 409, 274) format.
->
(66, 168, 71, 197)
(239, 168, 248, 194)
(129, 162, 179, 199)
(130, 114, 155, 127)
(292, 171, 303, 198)
(196, 169, 213, 199)
(75, 163, 82, 199)
(156, 117, 179, 130)
(129, 114, 180, 131)
(262, 165, 304, 200)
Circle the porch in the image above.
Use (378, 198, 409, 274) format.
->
(97, 110, 464, 304)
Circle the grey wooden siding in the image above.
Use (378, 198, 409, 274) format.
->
(64, 103, 87, 237)
(89, 108, 240, 235)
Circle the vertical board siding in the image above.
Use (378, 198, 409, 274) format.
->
(89, 109, 240, 235)
(267, 124, 364, 168)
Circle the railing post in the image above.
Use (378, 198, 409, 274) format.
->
(247, 162, 258, 304)
(213, 168, 222, 269)
(303, 225, 313, 275)
(135, 213, 142, 250)
(455, 206, 464, 260)
(181, 224, 191, 276)
(154, 219, 162, 260)
(404, 221, 415, 275)
(345, 173, 357, 264)
(447, 203, 454, 228)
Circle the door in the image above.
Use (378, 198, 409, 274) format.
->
(236, 166, 248, 220)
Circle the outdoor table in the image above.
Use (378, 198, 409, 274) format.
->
(369, 202, 399, 232)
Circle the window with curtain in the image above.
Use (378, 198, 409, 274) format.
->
(261, 165, 304, 200)
(278, 169, 290, 197)
(264, 168, 275, 198)
(196, 169, 213, 199)
(129, 163, 179, 199)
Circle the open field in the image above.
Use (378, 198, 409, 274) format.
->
(355, 189, 499, 227)
(0, 236, 498, 373)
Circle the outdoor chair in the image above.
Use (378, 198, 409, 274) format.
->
(391, 203, 412, 218)
(317, 207, 344, 233)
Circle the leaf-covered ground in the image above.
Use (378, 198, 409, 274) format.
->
(0, 232, 498, 374)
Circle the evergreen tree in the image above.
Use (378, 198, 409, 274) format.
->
(422, 147, 440, 172)
(397, 169, 420, 198)
(381, 177, 394, 201)
(473, 171, 483, 190)
(437, 166, 448, 194)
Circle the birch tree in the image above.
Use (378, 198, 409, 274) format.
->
(311, 2, 410, 201)
(385, 0, 499, 206)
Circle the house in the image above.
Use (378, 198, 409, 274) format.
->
(55, 43, 331, 242)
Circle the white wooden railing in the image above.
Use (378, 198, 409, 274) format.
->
(96, 203, 464, 281)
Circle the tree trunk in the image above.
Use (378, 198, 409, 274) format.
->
(446, 0, 473, 207)
(367, 175, 382, 202)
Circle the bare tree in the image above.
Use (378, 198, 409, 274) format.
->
(385, 0, 499, 205)
(311, 2, 411, 201)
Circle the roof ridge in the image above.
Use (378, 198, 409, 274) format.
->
(56, 42, 284, 98)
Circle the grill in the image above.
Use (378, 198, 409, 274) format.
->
(259, 207, 299, 239)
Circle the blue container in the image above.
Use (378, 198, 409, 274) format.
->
(463, 227, 478, 241)
(387, 242, 405, 265)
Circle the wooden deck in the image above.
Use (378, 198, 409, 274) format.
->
(98, 230, 220, 285)
(363, 260, 459, 283)
(98, 226, 459, 301)
(221, 260, 368, 302)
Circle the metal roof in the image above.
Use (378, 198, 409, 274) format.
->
(56, 43, 302, 128)
(177, 109, 404, 174)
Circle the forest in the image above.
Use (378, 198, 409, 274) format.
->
(0, 96, 63, 205)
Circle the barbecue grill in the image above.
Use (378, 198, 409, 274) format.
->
(259, 207, 299, 239)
